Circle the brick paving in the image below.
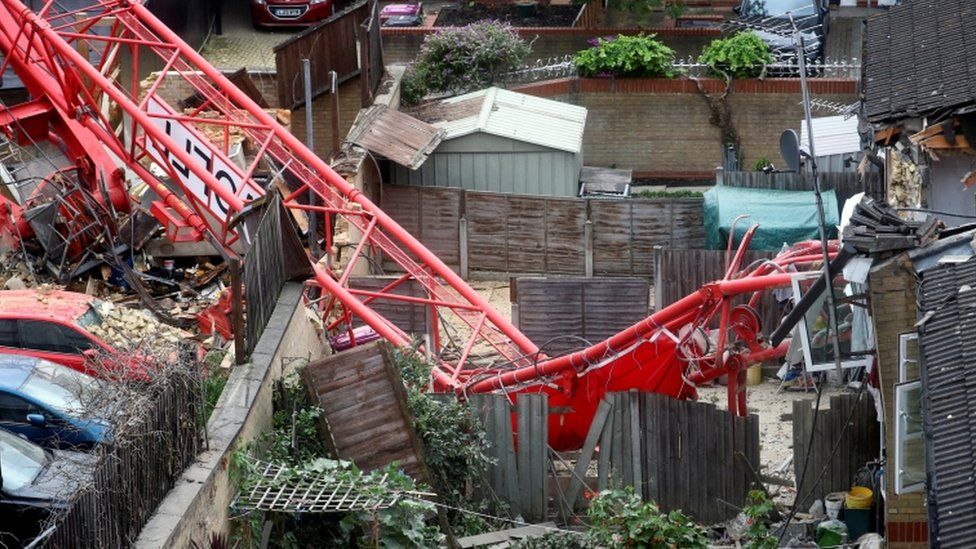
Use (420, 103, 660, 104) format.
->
(199, 4, 299, 70)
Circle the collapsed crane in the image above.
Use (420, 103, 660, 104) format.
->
(0, 0, 835, 450)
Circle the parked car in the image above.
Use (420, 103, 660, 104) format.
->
(0, 290, 143, 376)
(0, 428, 95, 545)
(734, 0, 830, 66)
(251, 0, 336, 28)
(0, 355, 112, 451)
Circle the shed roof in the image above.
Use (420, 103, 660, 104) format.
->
(345, 105, 445, 169)
(407, 88, 587, 154)
(864, 0, 976, 124)
(800, 115, 861, 158)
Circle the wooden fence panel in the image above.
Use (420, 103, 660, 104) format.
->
(655, 248, 781, 331)
(349, 276, 427, 334)
(514, 277, 650, 355)
(302, 342, 431, 481)
(516, 394, 549, 523)
(544, 199, 587, 275)
(792, 392, 880, 507)
(590, 200, 634, 276)
(469, 394, 521, 516)
(380, 185, 707, 278)
(274, 0, 370, 108)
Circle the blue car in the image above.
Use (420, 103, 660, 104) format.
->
(0, 355, 112, 450)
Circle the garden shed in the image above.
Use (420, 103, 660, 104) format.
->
(392, 87, 587, 197)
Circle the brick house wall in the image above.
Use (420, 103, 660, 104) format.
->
(513, 77, 858, 177)
(868, 253, 929, 549)
(289, 78, 364, 161)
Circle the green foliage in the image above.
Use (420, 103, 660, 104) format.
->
(586, 487, 709, 548)
(394, 350, 498, 536)
(699, 32, 774, 79)
(608, 0, 685, 21)
(742, 490, 778, 549)
(634, 189, 703, 199)
(574, 34, 676, 78)
(202, 365, 229, 421)
(400, 21, 531, 105)
(230, 372, 444, 548)
(753, 157, 773, 171)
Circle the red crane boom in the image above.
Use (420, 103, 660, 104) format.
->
(0, 0, 828, 449)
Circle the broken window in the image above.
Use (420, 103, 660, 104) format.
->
(789, 272, 871, 373)
(895, 380, 925, 494)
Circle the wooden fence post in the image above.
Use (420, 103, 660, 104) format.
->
(459, 215, 469, 279)
(517, 394, 549, 523)
(584, 219, 593, 277)
(653, 245, 663, 311)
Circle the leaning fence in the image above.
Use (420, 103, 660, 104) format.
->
(467, 391, 760, 525)
(32, 372, 203, 548)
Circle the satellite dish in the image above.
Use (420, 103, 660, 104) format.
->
(780, 129, 801, 172)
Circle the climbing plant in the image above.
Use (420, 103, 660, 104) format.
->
(574, 34, 676, 78)
(700, 32, 774, 79)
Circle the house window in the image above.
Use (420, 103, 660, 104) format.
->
(899, 333, 919, 382)
(895, 332, 925, 495)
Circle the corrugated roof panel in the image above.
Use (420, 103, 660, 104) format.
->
(799, 116, 861, 158)
(917, 258, 976, 546)
(413, 87, 587, 153)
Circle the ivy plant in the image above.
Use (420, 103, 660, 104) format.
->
(574, 34, 676, 78)
(699, 32, 774, 79)
(742, 490, 778, 549)
(400, 21, 531, 105)
(586, 487, 709, 548)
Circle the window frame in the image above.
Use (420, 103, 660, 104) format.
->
(898, 332, 919, 383)
(894, 380, 925, 495)
(789, 272, 871, 373)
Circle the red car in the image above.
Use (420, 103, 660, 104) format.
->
(0, 290, 147, 377)
(251, 0, 336, 28)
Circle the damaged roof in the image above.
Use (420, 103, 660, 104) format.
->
(864, 0, 976, 124)
(345, 105, 445, 169)
(406, 87, 587, 154)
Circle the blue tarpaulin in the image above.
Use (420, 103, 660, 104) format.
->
(703, 185, 839, 251)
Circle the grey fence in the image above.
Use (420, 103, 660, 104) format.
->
(35, 374, 203, 548)
(467, 391, 759, 526)
(512, 277, 650, 356)
(654, 248, 782, 331)
(380, 185, 705, 279)
(792, 392, 880, 507)
(719, 170, 885, 205)
(274, 0, 371, 108)
(358, 0, 384, 108)
(243, 194, 310, 357)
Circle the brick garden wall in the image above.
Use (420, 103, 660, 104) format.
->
(868, 254, 929, 549)
(514, 77, 859, 177)
(381, 27, 719, 64)
(290, 77, 364, 161)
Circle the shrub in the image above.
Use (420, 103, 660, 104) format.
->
(574, 34, 676, 78)
(699, 31, 774, 79)
(586, 487, 709, 548)
(400, 21, 531, 105)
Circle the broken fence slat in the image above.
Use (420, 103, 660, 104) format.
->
(565, 398, 612, 510)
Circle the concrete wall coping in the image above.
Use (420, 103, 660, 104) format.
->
(134, 282, 306, 548)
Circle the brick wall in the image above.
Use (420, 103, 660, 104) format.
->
(290, 77, 364, 161)
(515, 77, 858, 177)
(381, 27, 719, 64)
(144, 70, 279, 108)
(868, 254, 929, 549)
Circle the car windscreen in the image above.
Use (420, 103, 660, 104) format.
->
(19, 361, 100, 415)
(0, 428, 47, 492)
(741, 0, 815, 17)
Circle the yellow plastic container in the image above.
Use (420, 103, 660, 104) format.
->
(747, 364, 762, 386)
(846, 486, 873, 509)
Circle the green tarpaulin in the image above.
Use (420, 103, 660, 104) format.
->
(703, 185, 839, 251)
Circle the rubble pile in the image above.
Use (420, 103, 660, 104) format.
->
(886, 153, 922, 210)
(87, 301, 188, 351)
